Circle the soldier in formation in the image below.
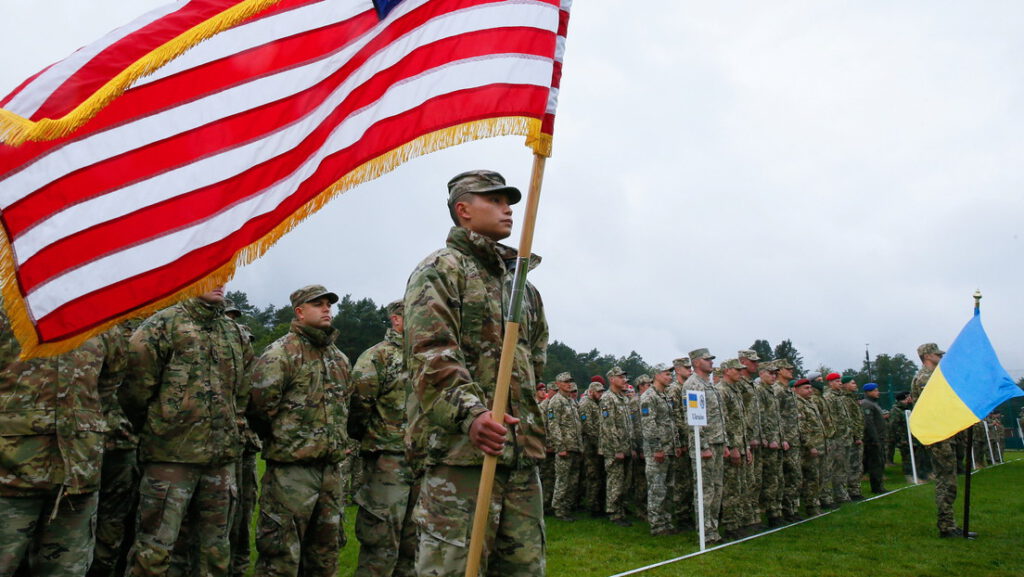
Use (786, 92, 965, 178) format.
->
(546, 372, 584, 521)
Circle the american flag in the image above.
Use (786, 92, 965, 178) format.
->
(0, 0, 571, 357)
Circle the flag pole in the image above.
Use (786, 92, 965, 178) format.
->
(962, 289, 982, 538)
(464, 153, 547, 577)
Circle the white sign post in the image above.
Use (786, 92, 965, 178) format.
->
(904, 410, 918, 484)
(686, 391, 708, 551)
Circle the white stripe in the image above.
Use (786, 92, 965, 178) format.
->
(132, 0, 375, 88)
(26, 54, 554, 318)
(9, 2, 559, 258)
(4, 1, 187, 117)
(0, 0, 557, 209)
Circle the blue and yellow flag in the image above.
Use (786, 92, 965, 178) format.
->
(910, 311, 1023, 445)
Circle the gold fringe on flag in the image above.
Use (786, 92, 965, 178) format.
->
(0, 0, 286, 146)
(2, 116, 546, 358)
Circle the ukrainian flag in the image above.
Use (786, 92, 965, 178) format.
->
(910, 311, 1024, 445)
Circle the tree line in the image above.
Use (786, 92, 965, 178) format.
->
(225, 290, 1024, 418)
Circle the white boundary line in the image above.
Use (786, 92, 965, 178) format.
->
(607, 456, 1021, 577)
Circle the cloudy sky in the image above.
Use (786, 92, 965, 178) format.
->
(3, 1, 1023, 380)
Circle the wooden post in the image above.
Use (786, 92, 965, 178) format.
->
(463, 153, 547, 577)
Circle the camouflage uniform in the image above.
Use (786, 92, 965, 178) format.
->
(88, 320, 141, 577)
(628, 381, 647, 521)
(538, 394, 555, 514)
(665, 377, 694, 529)
(349, 317, 417, 577)
(121, 297, 253, 577)
(683, 352, 726, 543)
(248, 316, 352, 577)
(811, 389, 836, 509)
(888, 398, 914, 478)
(911, 352, 958, 534)
(0, 310, 126, 577)
(599, 381, 634, 523)
(756, 373, 784, 524)
(841, 387, 865, 499)
(823, 387, 851, 504)
(404, 222, 548, 577)
(719, 370, 748, 536)
(639, 382, 678, 534)
(774, 377, 802, 520)
(546, 377, 583, 520)
(577, 384, 605, 516)
(795, 394, 825, 516)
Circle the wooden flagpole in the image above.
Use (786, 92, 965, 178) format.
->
(463, 153, 546, 577)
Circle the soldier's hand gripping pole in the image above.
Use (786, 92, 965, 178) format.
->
(464, 153, 546, 577)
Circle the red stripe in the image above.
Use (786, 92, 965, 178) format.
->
(7, 23, 555, 241)
(32, 83, 549, 341)
(558, 7, 570, 38)
(17, 27, 552, 291)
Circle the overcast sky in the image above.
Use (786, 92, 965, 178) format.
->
(3, 1, 1023, 380)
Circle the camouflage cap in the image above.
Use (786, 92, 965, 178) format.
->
(917, 342, 946, 357)
(689, 348, 715, 361)
(607, 366, 628, 379)
(587, 382, 606, 393)
(737, 349, 760, 361)
(386, 299, 404, 317)
(673, 356, 692, 368)
(759, 360, 778, 372)
(447, 169, 522, 207)
(635, 374, 653, 386)
(569, 382, 578, 392)
(555, 371, 575, 383)
(720, 358, 744, 370)
(774, 358, 794, 370)
(289, 284, 339, 308)
(650, 363, 671, 375)
(223, 299, 241, 316)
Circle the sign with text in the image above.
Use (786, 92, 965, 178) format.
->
(686, 391, 707, 426)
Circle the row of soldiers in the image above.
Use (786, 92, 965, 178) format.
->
(535, 349, 890, 542)
(0, 284, 417, 577)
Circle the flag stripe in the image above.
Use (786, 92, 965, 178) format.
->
(33, 88, 547, 339)
(1, 1, 553, 210)
(0, 0, 568, 354)
(2, 1, 190, 118)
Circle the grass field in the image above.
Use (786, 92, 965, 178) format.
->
(260, 453, 1024, 576)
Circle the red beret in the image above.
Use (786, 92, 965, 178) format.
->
(590, 375, 606, 385)
(826, 372, 841, 382)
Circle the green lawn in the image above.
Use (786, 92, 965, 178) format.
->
(252, 453, 1024, 576)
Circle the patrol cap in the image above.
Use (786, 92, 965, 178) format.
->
(689, 348, 715, 361)
(673, 357, 692, 368)
(587, 382, 605, 393)
(555, 371, 575, 383)
(720, 358, 744, 370)
(607, 366, 629, 379)
(737, 349, 760, 361)
(863, 382, 879, 392)
(447, 170, 522, 207)
(634, 374, 652, 387)
(651, 363, 671, 375)
(917, 342, 946, 357)
(569, 382, 578, 392)
(290, 284, 339, 308)
(759, 360, 778, 372)
(223, 299, 241, 316)
(774, 359, 794, 370)
(386, 299, 404, 317)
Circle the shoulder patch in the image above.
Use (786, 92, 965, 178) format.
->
(602, 410, 610, 418)
(580, 414, 587, 421)
(641, 407, 650, 416)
